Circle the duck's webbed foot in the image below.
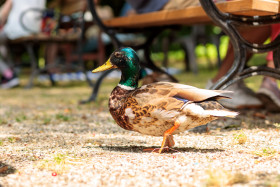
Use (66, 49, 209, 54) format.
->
(143, 135, 175, 153)
(158, 119, 180, 154)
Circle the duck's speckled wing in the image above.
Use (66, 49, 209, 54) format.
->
(126, 82, 229, 119)
(122, 82, 232, 136)
(131, 82, 229, 107)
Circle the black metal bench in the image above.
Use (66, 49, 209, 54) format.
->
(84, 0, 280, 102)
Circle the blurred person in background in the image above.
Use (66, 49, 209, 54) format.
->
(0, 0, 45, 89)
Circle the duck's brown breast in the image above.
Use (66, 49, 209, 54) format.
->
(109, 86, 133, 130)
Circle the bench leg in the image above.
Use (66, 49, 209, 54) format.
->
(211, 33, 223, 68)
(179, 37, 198, 74)
(79, 69, 114, 104)
(273, 43, 280, 69)
(25, 43, 39, 89)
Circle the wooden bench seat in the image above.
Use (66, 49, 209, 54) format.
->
(9, 33, 80, 43)
(104, 0, 280, 29)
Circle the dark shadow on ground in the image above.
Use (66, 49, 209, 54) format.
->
(0, 161, 16, 177)
(86, 145, 224, 154)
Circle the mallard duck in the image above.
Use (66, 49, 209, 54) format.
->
(92, 47, 238, 153)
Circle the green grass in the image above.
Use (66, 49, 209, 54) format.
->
(254, 148, 277, 157)
(43, 117, 51, 125)
(233, 130, 248, 145)
(273, 123, 280, 128)
(16, 114, 27, 123)
(205, 168, 249, 186)
(7, 137, 19, 143)
(37, 153, 84, 174)
(0, 118, 7, 125)
(55, 114, 71, 122)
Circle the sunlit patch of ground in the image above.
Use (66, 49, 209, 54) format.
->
(0, 75, 280, 186)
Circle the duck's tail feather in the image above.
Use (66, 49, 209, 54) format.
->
(182, 102, 239, 118)
(206, 110, 239, 118)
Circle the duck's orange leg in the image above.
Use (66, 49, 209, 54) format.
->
(166, 135, 175, 147)
(143, 135, 175, 153)
(158, 119, 180, 154)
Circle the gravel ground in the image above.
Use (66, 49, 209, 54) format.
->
(0, 86, 280, 187)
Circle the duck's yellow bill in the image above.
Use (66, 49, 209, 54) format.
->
(92, 59, 117, 73)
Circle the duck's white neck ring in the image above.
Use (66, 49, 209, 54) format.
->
(118, 84, 136, 90)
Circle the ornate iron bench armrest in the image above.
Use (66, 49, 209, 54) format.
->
(199, 0, 280, 90)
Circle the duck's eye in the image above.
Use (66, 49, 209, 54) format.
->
(114, 52, 123, 58)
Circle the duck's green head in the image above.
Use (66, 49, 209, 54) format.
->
(92, 47, 140, 89)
